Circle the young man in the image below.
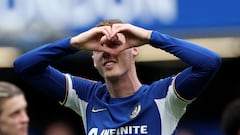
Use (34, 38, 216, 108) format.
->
(0, 81, 29, 135)
(14, 19, 221, 135)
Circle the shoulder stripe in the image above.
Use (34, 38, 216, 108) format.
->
(172, 75, 196, 102)
(59, 74, 70, 105)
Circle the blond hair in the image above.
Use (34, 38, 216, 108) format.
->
(0, 81, 24, 114)
(96, 19, 123, 27)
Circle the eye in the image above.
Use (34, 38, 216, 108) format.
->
(10, 110, 21, 118)
(10, 107, 27, 118)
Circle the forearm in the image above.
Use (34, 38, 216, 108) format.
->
(14, 37, 78, 74)
(149, 31, 222, 100)
(150, 31, 221, 69)
(14, 37, 78, 101)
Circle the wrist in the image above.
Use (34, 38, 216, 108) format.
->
(70, 36, 80, 49)
(144, 30, 152, 45)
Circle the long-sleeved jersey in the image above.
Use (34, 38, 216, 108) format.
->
(14, 31, 221, 135)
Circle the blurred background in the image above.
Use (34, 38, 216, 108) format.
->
(1, 0, 240, 135)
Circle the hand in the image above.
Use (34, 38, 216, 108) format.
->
(71, 23, 152, 55)
(111, 23, 152, 49)
(102, 23, 152, 55)
(70, 26, 113, 52)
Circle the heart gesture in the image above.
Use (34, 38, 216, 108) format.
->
(71, 23, 152, 56)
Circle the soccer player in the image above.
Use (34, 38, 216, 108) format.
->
(14, 19, 221, 135)
(0, 81, 29, 135)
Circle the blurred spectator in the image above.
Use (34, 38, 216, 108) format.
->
(221, 99, 240, 135)
(43, 119, 77, 135)
(176, 128, 195, 135)
(0, 81, 29, 135)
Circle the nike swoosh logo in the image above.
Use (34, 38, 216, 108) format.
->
(92, 108, 107, 113)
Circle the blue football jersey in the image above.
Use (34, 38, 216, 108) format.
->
(14, 30, 221, 135)
(64, 74, 190, 135)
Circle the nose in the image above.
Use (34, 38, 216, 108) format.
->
(20, 110, 29, 123)
(102, 52, 111, 58)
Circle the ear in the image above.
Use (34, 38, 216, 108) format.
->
(92, 53, 97, 68)
(132, 47, 139, 57)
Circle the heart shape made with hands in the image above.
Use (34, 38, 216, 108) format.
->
(100, 33, 126, 48)
(99, 33, 128, 56)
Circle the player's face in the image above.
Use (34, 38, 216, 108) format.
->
(92, 34, 138, 80)
(0, 94, 29, 135)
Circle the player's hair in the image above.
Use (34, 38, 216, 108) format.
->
(96, 19, 124, 27)
(221, 99, 240, 135)
(0, 81, 24, 114)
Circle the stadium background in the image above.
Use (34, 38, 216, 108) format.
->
(1, 0, 240, 135)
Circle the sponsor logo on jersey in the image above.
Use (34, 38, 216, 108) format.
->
(92, 107, 107, 113)
(88, 125, 148, 135)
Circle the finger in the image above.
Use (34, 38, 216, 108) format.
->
(101, 26, 112, 40)
(94, 26, 111, 41)
(111, 43, 128, 56)
(111, 24, 123, 38)
(99, 45, 115, 55)
(110, 33, 118, 42)
(100, 35, 108, 46)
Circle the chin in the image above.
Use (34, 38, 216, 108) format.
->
(105, 73, 120, 81)
(18, 127, 28, 135)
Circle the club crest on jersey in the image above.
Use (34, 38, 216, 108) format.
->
(129, 103, 141, 119)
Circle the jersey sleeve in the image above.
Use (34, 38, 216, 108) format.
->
(149, 31, 222, 100)
(63, 74, 91, 119)
(14, 37, 79, 102)
(64, 74, 103, 130)
(154, 76, 190, 135)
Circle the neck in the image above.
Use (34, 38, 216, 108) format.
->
(105, 72, 142, 98)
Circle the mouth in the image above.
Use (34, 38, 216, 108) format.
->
(103, 61, 116, 68)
